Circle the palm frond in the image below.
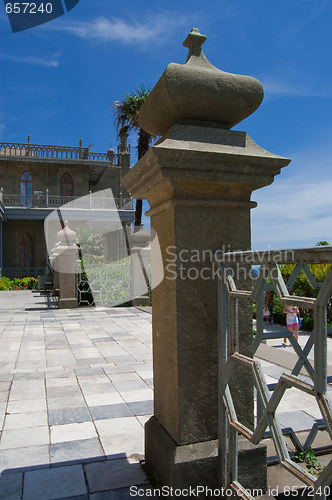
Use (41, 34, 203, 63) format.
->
(113, 84, 151, 134)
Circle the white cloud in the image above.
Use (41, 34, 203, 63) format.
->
(251, 179, 332, 250)
(261, 76, 331, 99)
(0, 53, 61, 68)
(45, 14, 187, 44)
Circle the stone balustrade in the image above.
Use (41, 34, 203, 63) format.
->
(0, 190, 133, 210)
(0, 141, 114, 162)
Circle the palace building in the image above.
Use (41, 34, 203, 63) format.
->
(0, 132, 134, 279)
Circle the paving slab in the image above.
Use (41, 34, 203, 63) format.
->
(0, 471, 23, 500)
(22, 464, 87, 500)
(3, 411, 48, 430)
(50, 438, 105, 466)
(0, 425, 49, 450)
(48, 407, 92, 426)
(89, 403, 134, 421)
(0, 444, 50, 474)
(50, 421, 98, 444)
(84, 459, 148, 493)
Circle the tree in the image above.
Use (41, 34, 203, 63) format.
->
(114, 85, 152, 229)
(277, 241, 332, 327)
(316, 241, 329, 246)
(76, 226, 107, 265)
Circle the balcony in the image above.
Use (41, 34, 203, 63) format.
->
(0, 191, 133, 210)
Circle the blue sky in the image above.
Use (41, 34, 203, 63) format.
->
(1, 0, 332, 250)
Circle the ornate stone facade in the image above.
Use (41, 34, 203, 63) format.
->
(0, 134, 134, 277)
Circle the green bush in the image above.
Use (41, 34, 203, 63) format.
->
(0, 276, 38, 291)
(0, 277, 13, 290)
(271, 295, 286, 326)
(279, 263, 330, 298)
(302, 316, 314, 331)
(0, 277, 12, 290)
(22, 277, 38, 289)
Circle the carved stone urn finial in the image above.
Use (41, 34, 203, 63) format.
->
(138, 28, 264, 136)
(56, 220, 77, 246)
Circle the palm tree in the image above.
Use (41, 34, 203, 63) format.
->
(114, 85, 152, 229)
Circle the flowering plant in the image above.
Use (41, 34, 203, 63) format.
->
(0, 277, 38, 291)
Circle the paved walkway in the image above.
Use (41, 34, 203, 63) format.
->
(0, 291, 154, 499)
(0, 291, 331, 499)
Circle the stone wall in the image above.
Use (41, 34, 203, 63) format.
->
(3, 219, 46, 268)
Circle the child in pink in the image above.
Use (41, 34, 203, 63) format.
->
(283, 301, 299, 345)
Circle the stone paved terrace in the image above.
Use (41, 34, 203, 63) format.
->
(0, 291, 332, 498)
(0, 291, 155, 499)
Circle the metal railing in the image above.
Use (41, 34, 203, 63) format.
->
(216, 246, 332, 498)
(0, 141, 114, 163)
(1, 192, 133, 210)
(1, 267, 47, 279)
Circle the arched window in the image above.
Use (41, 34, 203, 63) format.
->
(20, 172, 33, 206)
(60, 172, 74, 201)
(19, 232, 33, 268)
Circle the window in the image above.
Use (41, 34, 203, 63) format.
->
(60, 172, 74, 200)
(19, 232, 33, 268)
(20, 172, 33, 206)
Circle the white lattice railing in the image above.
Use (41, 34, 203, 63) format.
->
(1, 192, 133, 210)
(216, 246, 332, 498)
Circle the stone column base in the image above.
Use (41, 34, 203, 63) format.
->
(58, 298, 78, 309)
(145, 416, 266, 494)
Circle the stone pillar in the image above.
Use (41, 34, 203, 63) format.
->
(107, 145, 115, 165)
(123, 28, 290, 490)
(118, 130, 130, 169)
(130, 227, 151, 306)
(56, 221, 78, 309)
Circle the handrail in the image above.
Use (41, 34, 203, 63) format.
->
(215, 246, 332, 265)
(2, 193, 133, 210)
(1, 267, 47, 279)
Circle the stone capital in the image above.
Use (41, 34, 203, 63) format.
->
(122, 123, 290, 216)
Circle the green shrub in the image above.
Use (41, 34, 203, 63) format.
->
(12, 277, 38, 289)
(0, 276, 38, 291)
(0, 277, 12, 290)
(23, 277, 38, 289)
(302, 316, 314, 331)
(272, 295, 286, 326)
